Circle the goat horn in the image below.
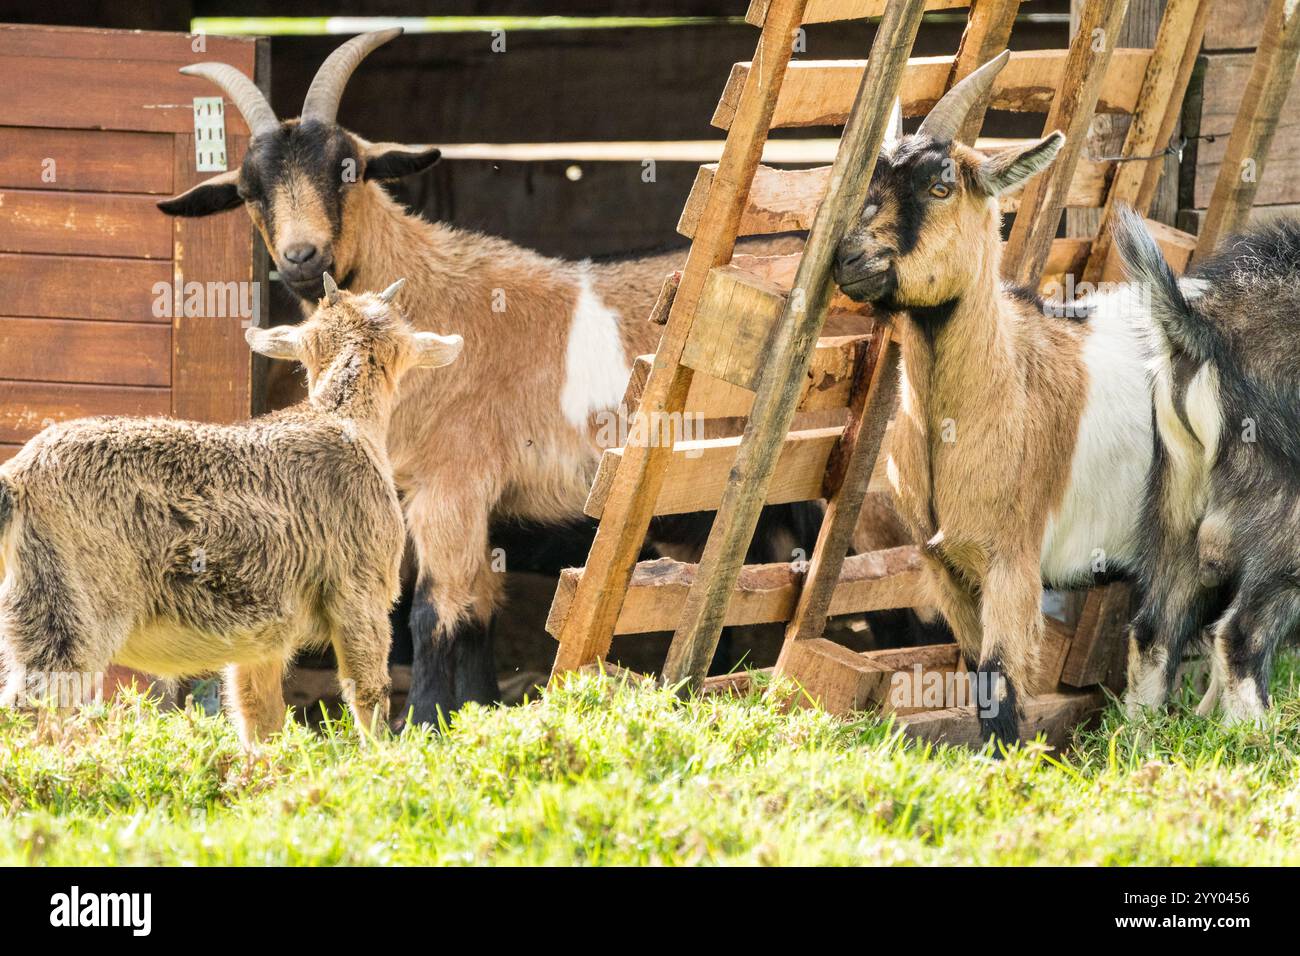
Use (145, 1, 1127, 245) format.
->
(916, 49, 1011, 144)
(378, 278, 406, 303)
(180, 63, 279, 138)
(301, 28, 403, 125)
(323, 272, 341, 305)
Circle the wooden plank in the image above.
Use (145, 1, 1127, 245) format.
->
(779, 637, 893, 713)
(0, 24, 257, 66)
(713, 49, 1154, 131)
(551, 0, 811, 676)
(723, 254, 885, 335)
(1203, 0, 1270, 51)
(898, 688, 1106, 751)
(0, 444, 20, 463)
(854, 644, 966, 717)
(1178, 202, 1300, 233)
(625, 334, 869, 420)
(662, 0, 928, 690)
(949, 0, 1025, 144)
(0, 318, 170, 387)
(0, 190, 172, 259)
(1083, 0, 1214, 284)
(0, 53, 255, 135)
(0, 127, 174, 195)
(1003, 0, 1132, 285)
(1194, 0, 1300, 259)
(777, 328, 899, 660)
(682, 264, 789, 390)
(171, 133, 259, 424)
(679, 149, 1110, 239)
(747, 0, 973, 26)
(547, 545, 925, 637)
(0, 254, 172, 323)
(699, 642, 960, 699)
(0, 381, 170, 444)
(1190, 53, 1300, 210)
(1060, 582, 1132, 688)
(679, 164, 828, 239)
(585, 426, 844, 519)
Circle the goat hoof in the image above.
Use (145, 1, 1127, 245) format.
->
(978, 711, 1021, 756)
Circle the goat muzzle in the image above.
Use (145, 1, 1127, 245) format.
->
(833, 251, 897, 303)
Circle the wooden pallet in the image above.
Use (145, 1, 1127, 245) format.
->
(547, 0, 1208, 748)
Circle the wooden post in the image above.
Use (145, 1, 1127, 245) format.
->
(662, 0, 928, 689)
(776, 330, 899, 661)
(1003, 0, 1132, 283)
(550, 0, 809, 676)
(1192, 0, 1300, 261)
(1082, 0, 1212, 283)
(951, 0, 1024, 144)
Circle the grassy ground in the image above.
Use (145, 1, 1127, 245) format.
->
(2, 653, 1298, 865)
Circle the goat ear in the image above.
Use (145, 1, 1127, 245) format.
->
(158, 169, 244, 217)
(245, 324, 304, 361)
(363, 143, 442, 181)
(973, 131, 1064, 196)
(412, 332, 463, 369)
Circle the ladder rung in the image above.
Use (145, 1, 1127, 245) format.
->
(747, 0, 974, 28)
(713, 49, 1152, 130)
(623, 333, 870, 420)
(585, 419, 896, 519)
(678, 149, 1111, 240)
(546, 545, 925, 638)
(585, 425, 839, 518)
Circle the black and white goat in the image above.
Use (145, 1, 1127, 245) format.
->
(1116, 209, 1300, 723)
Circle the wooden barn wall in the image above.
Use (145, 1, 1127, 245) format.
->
(0, 0, 1068, 329)
(266, 16, 1066, 260)
(1177, 0, 1300, 233)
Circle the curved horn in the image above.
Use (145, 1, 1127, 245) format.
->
(378, 278, 407, 303)
(180, 63, 279, 138)
(301, 28, 403, 125)
(323, 272, 341, 305)
(917, 49, 1011, 144)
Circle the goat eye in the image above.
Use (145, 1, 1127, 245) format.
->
(929, 182, 952, 199)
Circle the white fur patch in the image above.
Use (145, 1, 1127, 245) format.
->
(1039, 285, 1155, 585)
(1126, 640, 1169, 714)
(1148, 354, 1218, 533)
(560, 268, 631, 431)
(1183, 362, 1222, 464)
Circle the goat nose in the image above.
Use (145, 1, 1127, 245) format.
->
(283, 243, 319, 265)
(838, 246, 866, 269)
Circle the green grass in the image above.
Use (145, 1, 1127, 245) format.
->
(2, 654, 1299, 865)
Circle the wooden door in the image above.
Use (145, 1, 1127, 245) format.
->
(0, 24, 269, 462)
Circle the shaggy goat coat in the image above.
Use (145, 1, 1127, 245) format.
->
(0, 285, 458, 745)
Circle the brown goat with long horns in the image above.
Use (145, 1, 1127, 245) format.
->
(159, 29, 835, 724)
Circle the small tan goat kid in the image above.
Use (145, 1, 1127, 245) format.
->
(833, 52, 1158, 745)
(0, 278, 462, 747)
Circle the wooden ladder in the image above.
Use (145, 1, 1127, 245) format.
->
(548, 0, 1210, 748)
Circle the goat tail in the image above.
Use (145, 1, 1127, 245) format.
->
(1111, 205, 1216, 364)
